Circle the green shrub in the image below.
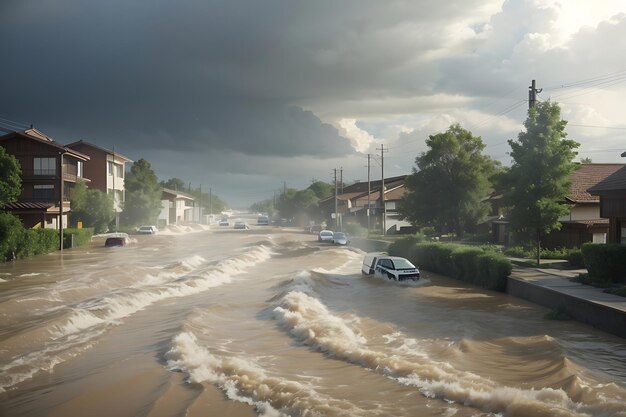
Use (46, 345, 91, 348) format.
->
(581, 243, 626, 284)
(504, 246, 527, 258)
(63, 228, 94, 248)
(450, 246, 483, 282)
(566, 249, 584, 268)
(387, 234, 425, 259)
(391, 241, 511, 292)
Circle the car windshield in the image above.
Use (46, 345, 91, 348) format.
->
(392, 258, 416, 269)
(334, 233, 346, 238)
(320, 231, 333, 236)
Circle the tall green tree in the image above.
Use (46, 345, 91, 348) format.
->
(503, 101, 579, 265)
(277, 188, 319, 224)
(70, 181, 113, 233)
(122, 159, 162, 226)
(399, 124, 498, 237)
(160, 178, 186, 191)
(308, 181, 333, 200)
(0, 146, 22, 207)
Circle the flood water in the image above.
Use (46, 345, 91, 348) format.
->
(1, 225, 626, 417)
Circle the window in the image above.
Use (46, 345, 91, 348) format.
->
(33, 157, 56, 176)
(77, 161, 84, 178)
(108, 161, 114, 176)
(621, 226, 626, 245)
(593, 233, 607, 244)
(115, 163, 124, 178)
(33, 184, 54, 200)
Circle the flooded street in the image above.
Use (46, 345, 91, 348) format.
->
(1, 227, 626, 417)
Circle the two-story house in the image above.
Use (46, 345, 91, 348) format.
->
(0, 128, 90, 229)
(159, 188, 195, 227)
(65, 140, 132, 229)
(588, 153, 626, 244)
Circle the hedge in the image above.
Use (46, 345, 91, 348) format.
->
(581, 243, 626, 284)
(388, 240, 511, 292)
(63, 228, 94, 248)
(0, 212, 60, 261)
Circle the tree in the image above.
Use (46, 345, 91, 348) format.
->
(308, 181, 333, 200)
(0, 146, 22, 207)
(250, 199, 276, 218)
(276, 188, 319, 224)
(502, 101, 579, 265)
(122, 159, 162, 226)
(399, 124, 499, 237)
(580, 157, 592, 164)
(160, 178, 186, 191)
(70, 180, 114, 233)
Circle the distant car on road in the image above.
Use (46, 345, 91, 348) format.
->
(137, 225, 158, 235)
(361, 253, 420, 281)
(332, 232, 349, 246)
(318, 230, 334, 243)
(234, 220, 249, 229)
(219, 219, 229, 226)
(104, 233, 131, 247)
(257, 216, 269, 226)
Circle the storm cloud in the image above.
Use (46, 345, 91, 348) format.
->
(1, 0, 625, 206)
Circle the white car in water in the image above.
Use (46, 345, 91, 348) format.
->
(317, 230, 334, 243)
(361, 253, 420, 281)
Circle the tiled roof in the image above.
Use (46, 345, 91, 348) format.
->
(1, 129, 90, 161)
(568, 163, 625, 202)
(588, 164, 626, 194)
(65, 140, 133, 162)
(3, 202, 55, 210)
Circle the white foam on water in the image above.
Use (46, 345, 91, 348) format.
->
(272, 290, 626, 417)
(0, 244, 273, 393)
(166, 331, 375, 417)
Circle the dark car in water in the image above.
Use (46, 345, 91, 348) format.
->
(104, 233, 131, 247)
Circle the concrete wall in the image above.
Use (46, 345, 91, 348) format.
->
(507, 277, 626, 338)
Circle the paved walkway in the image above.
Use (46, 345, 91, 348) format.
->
(508, 263, 626, 338)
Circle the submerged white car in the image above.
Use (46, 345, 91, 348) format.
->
(361, 253, 420, 281)
(318, 230, 334, 243)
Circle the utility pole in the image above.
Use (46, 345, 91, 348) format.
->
(529, 79, 542, 109)
(333, 168, 338, 231)
(199, 184, 202, 223)
(376, 144, 388, 235)
(209, 188, 212, 219)
(58, 152, 64, 251)
(366, 154, 371, 236)
(340, 167, 343, 194)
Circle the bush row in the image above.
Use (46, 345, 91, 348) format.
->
(0, 213, 95, 262)
(63, 228, 94, 248)
(0, 212, 59, 261)
(581, 243, 626, 284)
(388, 237, 511, 291)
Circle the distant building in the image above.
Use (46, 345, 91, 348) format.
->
(65, 140, 132, 228)
(0, 128, 90, 228)
(159, 188, 195, 226)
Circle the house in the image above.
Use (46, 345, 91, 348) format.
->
(542, 163, 624, 248)
(65, 140, 132, 228)
(318, 175, 411, 234)
(588, 157, 626, 245)
(489, 163, 624, 247)
(159, 188, 195, 227)
(0, 129, 90, 229)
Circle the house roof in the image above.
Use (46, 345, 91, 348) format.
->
(162, 188, 195, 201)
(588, 164, 626, 195)
(65, 140, 132, 162)
(0, 129, 90, 161)
(384, 184, 407, 201)
(567, 163, 625, 203)
(3, 201, 55, 210)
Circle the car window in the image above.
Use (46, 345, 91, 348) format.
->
(392, 258, 416, 269)
(378, 259, 394, 269)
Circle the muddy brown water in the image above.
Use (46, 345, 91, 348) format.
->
(1, 228, 625, 417)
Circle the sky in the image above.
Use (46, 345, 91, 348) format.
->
(1, 0, 625, 208)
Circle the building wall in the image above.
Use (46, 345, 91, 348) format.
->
(560, 204, 599, 222)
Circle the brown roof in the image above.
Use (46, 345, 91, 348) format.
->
(568, 163, 624, 203)
(65, 140, 132, 162)
(3, 202, 55, 210)
(385, 184, 407, 200)
(0, 129, 90, 161)
(588, 164, 626, 194)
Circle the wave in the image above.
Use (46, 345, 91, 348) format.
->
(166, 331, 375, 417)
(272, 290, 626, 417)
(0, 244, 273, 393)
